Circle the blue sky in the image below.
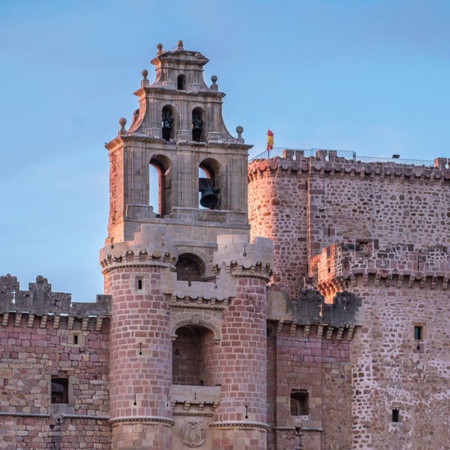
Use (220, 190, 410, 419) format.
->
(1, 0, 450, 301)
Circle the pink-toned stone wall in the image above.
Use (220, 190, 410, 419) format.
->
(267, 324, 352, 450)
(248, 157, 450, 300)
(105, 266, 172, 448)
(215, 278, 268, 424)
(249, 162, 309, 300)
(0, 315, 111, 449)
(351, 279, 450, 450)
(212, 277, 268, 449)
(1, 416, 111, 449)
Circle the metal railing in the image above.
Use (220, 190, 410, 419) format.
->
(250, 147, 435, 167)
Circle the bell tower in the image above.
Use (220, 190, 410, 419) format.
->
(100, 41, 273, 449)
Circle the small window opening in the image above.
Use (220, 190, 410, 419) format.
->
(137, 278, 143, 290)
(161, 106, 174, 142)
(192, 108, 204, 142)
(414, 326, 422, 341)
(290, 390, 309, 416)
(73, 335, 79, 345)
(392, 409, 399, 423)
(177, 74, 186, 90)
(51, 378, 69, 404)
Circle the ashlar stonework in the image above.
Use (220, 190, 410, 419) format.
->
(1, 41, 449, 449)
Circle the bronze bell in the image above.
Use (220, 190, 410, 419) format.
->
(200, 186, 219, 209)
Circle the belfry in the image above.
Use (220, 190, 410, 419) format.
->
(100, 40, 274, 449)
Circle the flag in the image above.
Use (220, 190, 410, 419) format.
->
(267, 130, 274, 151)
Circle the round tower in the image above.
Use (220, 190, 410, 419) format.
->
(211, 235, 273, 449)
(100, 226, 177, 448)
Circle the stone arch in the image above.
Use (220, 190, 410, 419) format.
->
(198, 157, 222, 210)
(171, 311, 222, 387)
(170, 310, 222, 344)
(176, 253, 205, 281)
(161, 105, 175, 141)
(148, 153, 174, 217)
(192, 107, 205, 142)
(176, 246, 212, 280)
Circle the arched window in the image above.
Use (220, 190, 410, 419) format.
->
(199, 159, 220, 209)
(176, 253, 205, 281)
(172, 325, 215, 386)
(192, 107, 204, 142)
(177, 74, 186, 90)
(161, 106, 174, 142)
(149, 155, 172, 217)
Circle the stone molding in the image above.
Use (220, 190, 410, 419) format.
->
(0, 311, 107, 331)
(109, 416, 174, 426)
(209, 420, 269, 430)
(100, 242, 177, 273)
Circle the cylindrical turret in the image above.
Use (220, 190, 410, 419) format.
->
(100, 232, 178, 449)
(211, 235, 273, 449)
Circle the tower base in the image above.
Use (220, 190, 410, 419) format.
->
(212, 422, 268, 450)
(111, 418, 173, 450)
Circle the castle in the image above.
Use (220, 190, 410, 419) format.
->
(1, 41, 450, 450)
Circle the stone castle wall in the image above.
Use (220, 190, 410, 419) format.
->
(350, 278, 450, 449)
(0, 275, 111, 449)
(249, 153, 450, 299)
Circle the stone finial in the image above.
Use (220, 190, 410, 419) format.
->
(176, 40, 184, 50)
(157, 43, 163, 55)
(141, 69, 149, 87)
(118, 118, 127, 136)
(236, 126, 244, 143)
(210, 75, 218, 91)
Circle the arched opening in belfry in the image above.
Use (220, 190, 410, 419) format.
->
(149, 155, 172, 217)
(192, 107, 204, 142)
(172, 325, 215, 386)
(177, 74, 186, 90)
(198, 159, 220, 209)
(161, 105, 174, 142)
(176, 253, 205, 282)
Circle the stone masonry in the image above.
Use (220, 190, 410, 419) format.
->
(2, 42, 449, 449)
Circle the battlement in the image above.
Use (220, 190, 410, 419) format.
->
(249, 151, 450, 182)
(311, 240, 450, 291)
(100, 224, 178, 272)
(213, 235, 274, 281)
(0, 274, 110, 331)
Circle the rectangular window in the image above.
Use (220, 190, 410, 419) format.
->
(290, 390, 309, 416)
(51, 378, 69, 404)
(136, 277, 143, 290)
(392, 409, 399, 423)
(414, 326, 422, 341)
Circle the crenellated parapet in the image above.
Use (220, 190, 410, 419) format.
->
(100, 224, 178, 273)
(212, 235, 274, 281)
(311, 240, 450, 292)
(249, 152, 450, 183)
(267, 286, 363, 341)
(0, 274, 110, 329)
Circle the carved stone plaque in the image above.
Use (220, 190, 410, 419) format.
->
(180, 421, 206, 448)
